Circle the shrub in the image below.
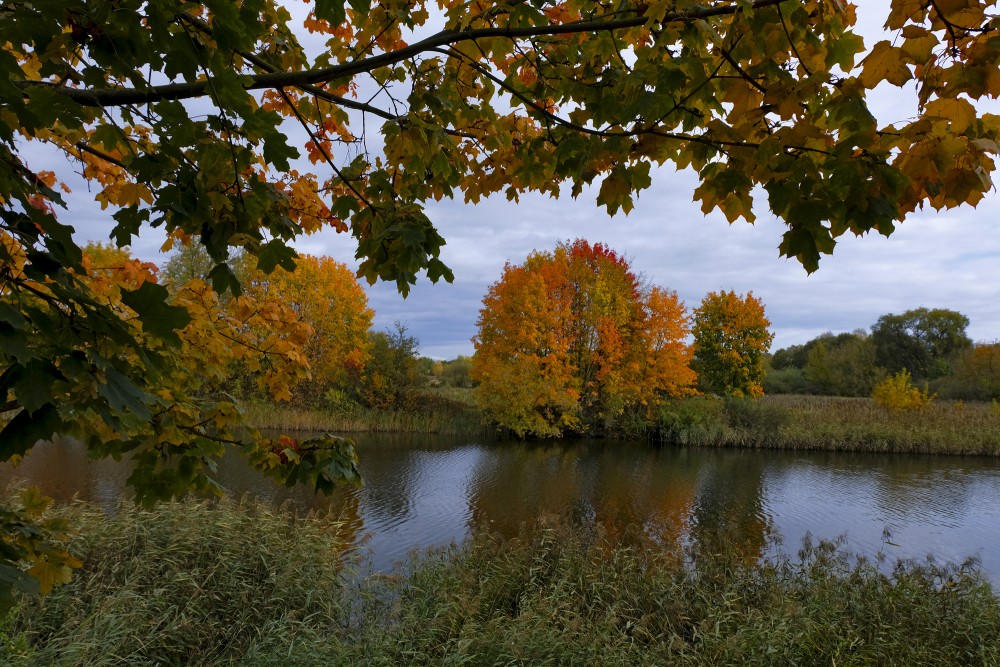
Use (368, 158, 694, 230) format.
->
(872, 370, 935, 412)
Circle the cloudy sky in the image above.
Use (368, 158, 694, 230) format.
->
(63, 2, 1000, 360)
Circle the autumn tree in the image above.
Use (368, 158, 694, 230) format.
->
(242, 254, 374, 405)
(935, 342, 1000, 400)
(472, 240, 696, 437)
(693, 291, 774, 397)
(3, 0, 1000, 599)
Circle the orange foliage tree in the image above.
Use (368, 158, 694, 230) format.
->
(472, 240, 696, 437)
(692, 291, 774, 397)
(242, 254, 374, 405)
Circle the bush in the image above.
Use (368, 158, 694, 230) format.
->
(872, 370, 935, 412)
(763, 366, 812, 394)
(654, 398, 726, 445)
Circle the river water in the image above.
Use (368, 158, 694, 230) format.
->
(4, 434, 1000, 583)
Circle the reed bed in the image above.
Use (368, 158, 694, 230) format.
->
(244, 390, 485, 437)
(1, 496, 349, 666)
(656, 395, 1000, 456)
(5, 503, 997, 666)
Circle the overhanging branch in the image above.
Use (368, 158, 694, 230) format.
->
(22, 0, 789, 108)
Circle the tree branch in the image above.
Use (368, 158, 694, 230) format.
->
(24, 0, 789, 108)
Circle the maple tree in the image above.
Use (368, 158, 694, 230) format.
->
(472, 240, 696, 436)
(2, 0, 999, 600)
(242, 253, 374, 405)
(692, 290, 774, 397)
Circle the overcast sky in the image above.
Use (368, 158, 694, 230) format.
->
(61, 2, 1000, 360)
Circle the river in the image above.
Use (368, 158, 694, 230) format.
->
(3, 434, 999, 583)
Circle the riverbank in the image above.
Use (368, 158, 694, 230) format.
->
(3, 498, 998, 666)
(250, 391, 1000, 456)
(656, 395, 1000, 456)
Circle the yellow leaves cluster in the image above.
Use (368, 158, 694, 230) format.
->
(0, 230, 28, 282)
(276, 171, 346, 234)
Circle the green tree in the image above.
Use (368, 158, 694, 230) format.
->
(358, 323, 423, 409)
(160, 239, 233, 290)
(3, 0, 1000, 603)
(693, 291, 774, 397)
(804, 331, 883, 396)
(440, 356, 476, 388)
(871, 308, 972, 380)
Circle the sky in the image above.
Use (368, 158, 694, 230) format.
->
(57, 1, 1000, 360)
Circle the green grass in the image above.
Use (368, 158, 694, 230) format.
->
(3, 501, 999, 666)
(655, 395, 1000, 456)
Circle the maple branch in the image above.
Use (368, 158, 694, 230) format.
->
(716, 42, 767, 94)
(277, 88, 377, 214)
(26, 0, 790, 108)
(175, 12, 402, 122)
(437, 46, 754, 155)
(73, 141, 127, 169)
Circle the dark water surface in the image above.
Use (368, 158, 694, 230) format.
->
(4, 435, 1000, 583)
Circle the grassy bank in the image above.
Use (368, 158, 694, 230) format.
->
(249, 389, 1000, 456)
(655, 395, 1000, 456)
(3, 499, 999, 666)
(245, 387, 485, 436)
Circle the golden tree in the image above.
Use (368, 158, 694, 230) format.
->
(243, 254, 374, 405)
(692, 291, 774, 397)
(473, 240, 696, 436)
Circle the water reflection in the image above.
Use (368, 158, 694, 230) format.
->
(2, 436, 999, 583)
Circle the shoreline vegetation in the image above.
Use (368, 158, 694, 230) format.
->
(3, 498, 997, 666)
(248, 391, 1000, 457)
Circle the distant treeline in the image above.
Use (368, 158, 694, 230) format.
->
(766, 307, 1000, 401)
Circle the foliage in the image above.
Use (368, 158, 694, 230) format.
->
(159, 237, 249, 291)
(934, 342, 1000, 400)
(804, 332, 883, 396)
(871, 307, 972, 380)
(357, 322, 424, 410)
(692, 291, 774, 397)
(763, 365, 811, 394)
(0, 242, 360, 610)
(473, 240, 696, 437)
(1, 497, 348, 666)
(435, 356, 475, 388)
(872, 370, 936, 412)
(4, 0, 1000, 602)
(242, 253, 374, 405)
(654, 398, 727, 446)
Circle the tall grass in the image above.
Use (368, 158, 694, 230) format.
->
(348, 522, 999, 666)
(656, 395, 1000, 455)
(1, 497, 350, 666)
(245, 388, 485, 436)
(4, 503, 998, 666)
